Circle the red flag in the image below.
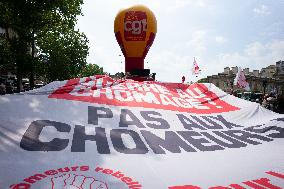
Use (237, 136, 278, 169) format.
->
(193, 57, 200, 76)
(234, 67, 250, 91)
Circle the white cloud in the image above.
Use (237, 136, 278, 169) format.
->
(163, 0, 207, 12)
(76, 0, 283, 83)
(186, 30, 207, 54)
(259, 22, 283, 38)
(209, 40, 284, 76)
(215, 36, 227, 44)
(195, 0, 205, 7)
(168, 0, 191, 10)
(146, 29, 209, 82)
(160, 39, 284, 82)
(150, 50, 195, 82)
(245, 42, 266, 56)
(253, 5, 270, 15)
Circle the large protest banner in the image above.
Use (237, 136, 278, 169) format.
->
(0, 75, 283, 189)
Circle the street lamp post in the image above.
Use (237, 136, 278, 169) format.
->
(262, 80, 267, 95)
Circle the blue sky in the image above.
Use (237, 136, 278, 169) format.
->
(77, 0, 284, 82)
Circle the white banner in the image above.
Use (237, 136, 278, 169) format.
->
(1, 75, 284, 189)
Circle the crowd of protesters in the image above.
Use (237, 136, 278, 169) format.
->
(0, 79, 44, 95)
(261, 93, 284, 113)
(232, 91, 284, 114)
(0, 81, 14, 95)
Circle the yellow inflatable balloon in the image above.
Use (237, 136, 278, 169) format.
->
(114, 5, 157, 73)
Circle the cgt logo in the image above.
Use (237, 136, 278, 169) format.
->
(124, 11, 147, 41)
(124, 19, 147, 35)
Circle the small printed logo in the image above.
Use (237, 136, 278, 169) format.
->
(124, 11, 147, 41)
(51, 174, 108, 189)
(10, 165, 142, 189)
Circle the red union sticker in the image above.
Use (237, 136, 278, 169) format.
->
(124, 11, 147, 41)
(48, 75, 239, 114)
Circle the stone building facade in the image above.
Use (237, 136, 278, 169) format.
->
(202, 61, 284, 96)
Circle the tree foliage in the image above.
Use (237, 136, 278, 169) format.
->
(37, 28, 89, 81)
(197, 78, 208, 83)
(79, 63, 105, 77)
(0, 0, 98, 90)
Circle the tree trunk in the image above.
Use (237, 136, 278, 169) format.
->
(16, 70, 23, 93)
(29, 30, 35, 89)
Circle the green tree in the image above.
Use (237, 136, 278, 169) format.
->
(197, 78, 208, 83)
(0, 0, 89, 90)
(79, 63, 104, 77)
(37, 28, 89, 81)
(0, 34, 12, 70)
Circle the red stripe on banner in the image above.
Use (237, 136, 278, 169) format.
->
(169, 185, 201, 189)
(49, 77, 240, 114)
(266, 171, 284, 179)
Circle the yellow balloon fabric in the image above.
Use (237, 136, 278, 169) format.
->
(114, 5, 157, 58)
